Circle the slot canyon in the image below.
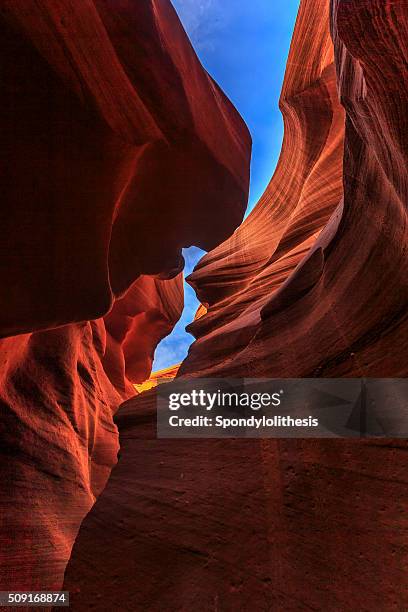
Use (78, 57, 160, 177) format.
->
(0, 0, 407, 610)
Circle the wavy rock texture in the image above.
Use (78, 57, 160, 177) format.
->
(180, 0, 408, 379)
(63, 0, 408, 610)
(64, 396, 408, 611)
(1, 0, 250, 336)
(102, 275, 184, 394)
(179, 0, 345, 376)
(0, 0, 250, 592)
(135, 363, 181, 393)
(0, 274, 183, 592)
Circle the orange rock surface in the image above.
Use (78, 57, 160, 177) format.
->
(0, 0, 250, 336)
(180, 1, 408, 377)
(181, 0, 408, 379)
(62, 1, 408, 610)
(0, 0, 250, 591)
(1, 0, 407, 605)
(135, 364, 181, 393)
(65, 395, 408, 611)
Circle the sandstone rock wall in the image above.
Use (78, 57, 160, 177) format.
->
(62, 1, 408, 610)
(0, 0, 250, 591)
(180, 0, 408, 379)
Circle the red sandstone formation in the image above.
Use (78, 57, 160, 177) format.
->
(102, 275, 184, 394)
(180, 0, 408, 379)
(1, 0, 407, 606)
(1, 0, 250, 336)
(0, 324, 123, 592)
(135, 363, 181, 393)
(0, 0, 250, 592)
(0, 274, 183, 592)
(64, 395, 408, 611)
(62, 0, 408, 610)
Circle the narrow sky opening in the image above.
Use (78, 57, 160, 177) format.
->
(153, 0, 300, 371)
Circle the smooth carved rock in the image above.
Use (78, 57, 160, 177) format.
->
(0, 0, 250, 336)
(2, 0, 407, 604)
(102, 275, 184, 394)
(180, 0, 345, 376)
(62, 1, 408, 610)
(181, 0, 408, 379)
(63, 391, 408, 611)
(0, 275, 183, 591)
(0, 0, 250, 591)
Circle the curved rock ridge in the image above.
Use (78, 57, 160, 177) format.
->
(63, 391, 408, 611)
(0, 0, 251, 337)
(0, 274, 183, 592)
(0, 324, 122, 591)
(135, 364, 181, 393)
(180, 0, 345, 375)
(187, 0, 344, 309)
(102, 274, 184, 394)
(62, 3, 408, 608)
(181, 0, 408, 378)
(0, 0, 251, 592)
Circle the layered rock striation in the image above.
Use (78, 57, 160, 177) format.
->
(180, 0, 408, 379)
(0, 0, 250, 591)
(62, 0, 408, 610)
(1, 0, 407, 605)
(64, 396, 408, 611)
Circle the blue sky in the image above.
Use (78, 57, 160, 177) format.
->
(152, 0, 300, 371)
